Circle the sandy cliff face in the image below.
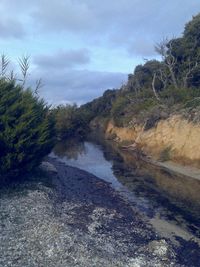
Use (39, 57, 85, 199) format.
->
(106, 115, 200, 167)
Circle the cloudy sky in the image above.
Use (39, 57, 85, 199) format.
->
(0, 0, 200, 105)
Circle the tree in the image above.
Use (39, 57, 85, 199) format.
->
(155, 14, 200, 89)
(155, 38, 179, 89)
(53, 104, 88, 139)
(0, 79, 55, 177)
(184, 14, 200, 58)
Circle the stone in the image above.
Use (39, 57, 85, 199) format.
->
(40, 161, 58, 173)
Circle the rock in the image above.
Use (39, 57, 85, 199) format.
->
(40, 161, 58, 173)
(147, 239, 169, 257)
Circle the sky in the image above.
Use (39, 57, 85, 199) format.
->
(0, 0, 200, 106)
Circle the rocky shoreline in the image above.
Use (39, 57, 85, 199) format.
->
(0, 158, 199, 267)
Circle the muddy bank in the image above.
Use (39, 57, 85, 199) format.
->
(148, 159, 200, 182)
(0, 158, 199, 267)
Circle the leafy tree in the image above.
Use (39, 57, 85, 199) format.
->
(0, 79, 55, 177)
(77, 14, 200, 129)
(79, 89, 118, 123)
(184, 14, 200, 58)
(155, 14, 200, 89)
(53, 104, 88, 139)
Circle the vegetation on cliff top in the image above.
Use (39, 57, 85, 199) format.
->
(79, 14, 200, 128)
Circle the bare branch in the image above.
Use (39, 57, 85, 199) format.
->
(155, 38, 178, 89)
(155, 38, 169, 60)
(182, 59, 198, 88)
(157, 68, 169, 89)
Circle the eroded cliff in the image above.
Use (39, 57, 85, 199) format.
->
(106, 115, 200, 167)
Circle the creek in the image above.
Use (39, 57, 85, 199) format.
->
(50, 136, 200, 244)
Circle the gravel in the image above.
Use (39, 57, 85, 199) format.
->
(0, 158, 192, 267)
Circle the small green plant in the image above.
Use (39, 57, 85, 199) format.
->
(184, 97, 200, 109)
(159, 146, 172, 162)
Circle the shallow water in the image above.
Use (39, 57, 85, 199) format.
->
(50, 137, 200, 244)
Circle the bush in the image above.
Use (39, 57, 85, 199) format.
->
(53, 104, 89, 139)
(159, 146, 172, 162)
(160, 86, 192, 105)
(111, 96, 129, 126)
(184, 97, 200, 109)
(0, 79, 55, 177)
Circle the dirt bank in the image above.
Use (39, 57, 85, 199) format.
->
(106, 115, 200, 168)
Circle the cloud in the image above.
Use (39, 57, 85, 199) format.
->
(0, 18, 25, 39)
(0, 0, 200, 104)
(31, 0, 200, 56)
(0, 1, 199, 52)
(34, 49, 91, 69)
(30, 69, 127, 105)
(128, 39, 157, 57)
(33, 1, 94, 32)
(31, 49, 127, 105)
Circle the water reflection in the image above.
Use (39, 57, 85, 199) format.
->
(51, 137, 200, 241)
(116, 149, 200, 223)
(51, 139, 123, 189)
(53, 139, 86, 160)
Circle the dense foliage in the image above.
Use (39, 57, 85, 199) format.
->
(79, 89, 118, 123)
(0, 80, 55, 177)
(52, 104, 89, 140)
(79, 14, 200, 128)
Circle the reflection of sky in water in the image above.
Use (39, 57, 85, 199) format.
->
(51, 142, 123, 190)
(51, 139, 200, 243)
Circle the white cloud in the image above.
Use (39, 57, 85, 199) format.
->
(29, 69, 127, 105)
(0, 0, 199, 104)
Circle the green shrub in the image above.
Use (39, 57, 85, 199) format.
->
(53, 104, 89, 139)
(160, 86, 192, 104)
(184, 97, 200, 109)
(111, 96, 129, 126)
(131, 98, 157, 114)
(159, 146, 172, 162)
(0, 80, 55, 177)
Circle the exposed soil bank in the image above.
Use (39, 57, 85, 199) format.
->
(106, 116, 200, 167)
(1, 158, 199, 266)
